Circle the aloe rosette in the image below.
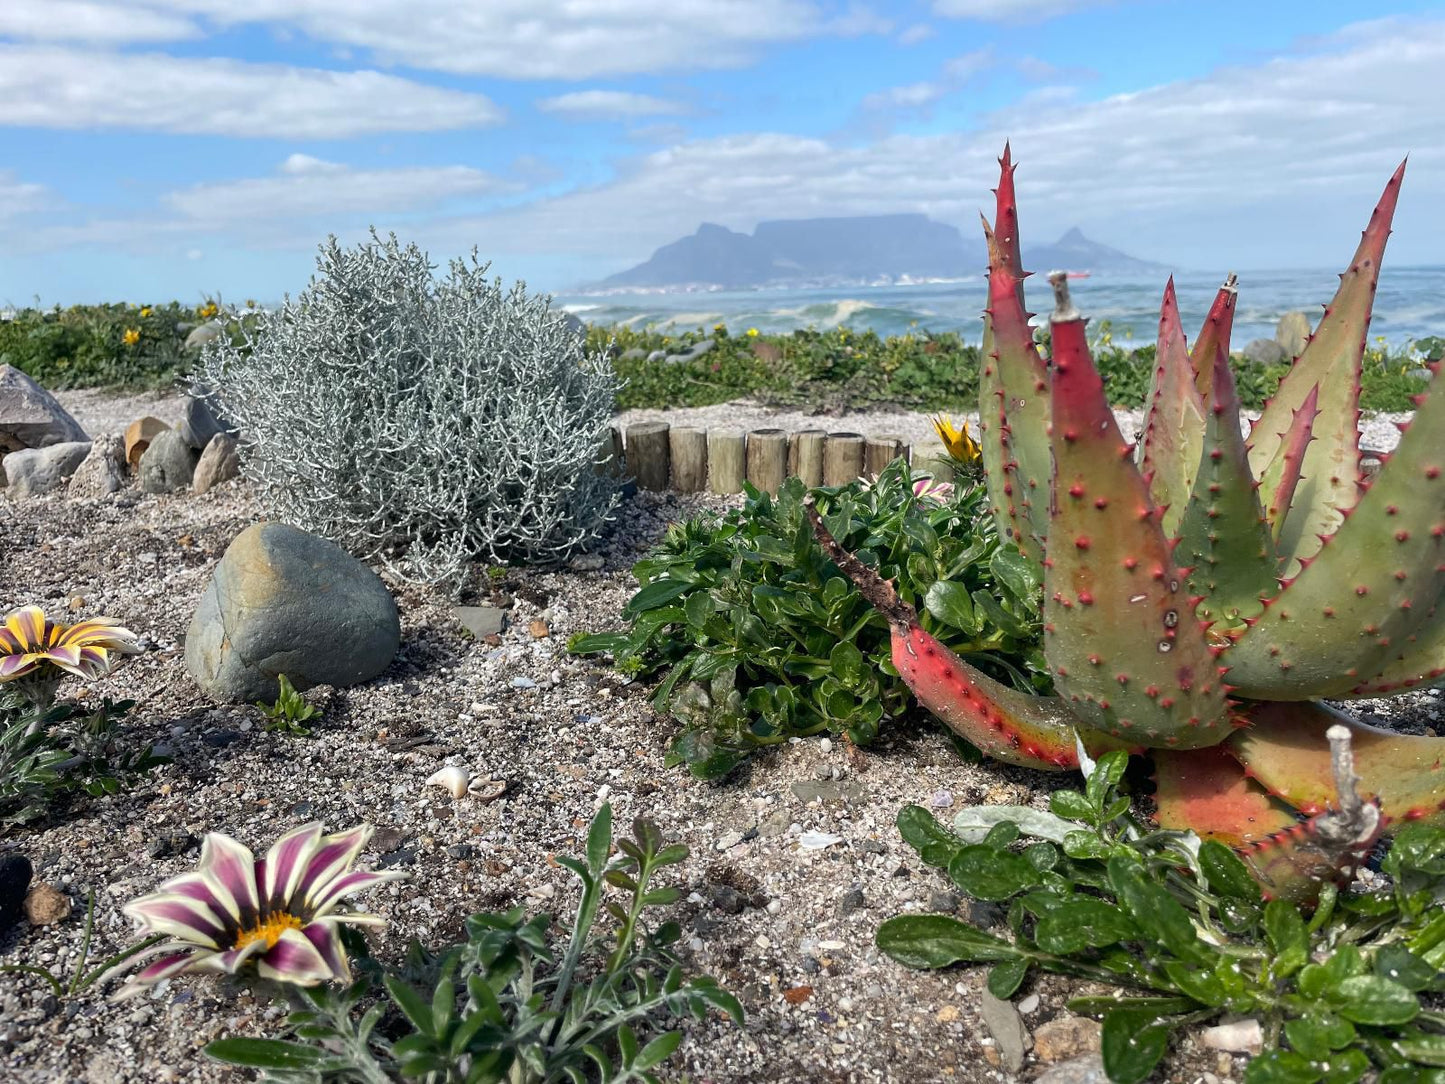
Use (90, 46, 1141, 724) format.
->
(816, 148, 1445, 901)
(119, 823, 404, 995)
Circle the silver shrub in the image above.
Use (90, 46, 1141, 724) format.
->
(188, 232, 621, 589)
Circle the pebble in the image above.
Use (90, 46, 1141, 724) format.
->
(1018, 993, 1041, 1014)
(930, 789, 954, 809)
(798, 830, 844, 850)
(709, 885, 745, 915)
(510, 676, 536, 689)
(1036, 1055, 1109, 1084)
(927, 890, 961, 913)
(766, 899, 783, 916)
(980, 989, 1028, 1073)
(716, 831, 745, 852)
(819, 738, 832, 753)
(836, 886, 866, 917)
(1033, 1016, 1101, 1062)
(22, 883, 71, 926)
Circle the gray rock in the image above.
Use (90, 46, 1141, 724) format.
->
(183, 321, 223, 353)
(980, 988, 1028, 1073)
(185, 522, 402, 702)
(3, 441, 91, 497)
(709, 885, 745, 915)
(0, 364, 88, 457)
(455, 605, 507, 637)
(66, 434, 127, 498)
(618, 347, 647, 361)
(665, 338, 715, 365)
(178, 389, 238, 451)
(790, 779, 865, 804)
(1242, 338, 1288, 366)
(0, 854, 32, 935)
(559, 313, 587, 341)
(927, 890, 961, 913)
(645, 349, 667, 363)
(1275, 310, 1312, 358)
(192, 432, 239, 494)
(836, 886, 866, 917)
(1035, 1055, 1108, 1084)
(1409, 367, 1434, 381)
(138, 429, 199, 493)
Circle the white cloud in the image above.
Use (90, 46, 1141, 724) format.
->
(931, 0, 1115, 23)
(163, 156, 513, 222)
(0, 45, 505, 137)
(897, 22, 936, 45)
(421, 18, 1445, 271)
(133, 0, 887, 78)
(0, 172, 49, 219)
(536, 90, 689, 121)
(0, 0, 200, 42)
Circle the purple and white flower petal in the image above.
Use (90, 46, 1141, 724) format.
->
(294, 825, 373, 908)
(122, 894, 228, 949)
(197, 833, 261, 926)
(257, 927, 336, 986)
(307, 868, 408, 919)
(303, 922, 351, 983)
(263, 823, 323, 909)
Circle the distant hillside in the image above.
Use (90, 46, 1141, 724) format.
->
(595, 216, 1163, 291)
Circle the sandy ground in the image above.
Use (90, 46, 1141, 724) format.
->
(0, 390, 1432, 1084)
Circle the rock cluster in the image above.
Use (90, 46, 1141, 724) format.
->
(0, 369, 239, 500)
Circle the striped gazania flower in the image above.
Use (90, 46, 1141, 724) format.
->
(0, 606, 141, 684)
(911, 476, 956, 504)
(120, 824, 403, 995)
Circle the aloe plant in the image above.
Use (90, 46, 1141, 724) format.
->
(813, 148, 1445, 902)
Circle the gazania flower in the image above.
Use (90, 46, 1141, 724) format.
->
(746, 327, 760, 337)
(139, 306, 153, 318)
(120, 824, 403, 995)
(911, 476, 955, 504)
(0, 606, 140, 686)
(932, 414, 981, 466)
(122, 327, 140, 346)
(198, 300, 219, 319)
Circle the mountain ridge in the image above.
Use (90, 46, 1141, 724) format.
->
(594, 214, 1163, 291)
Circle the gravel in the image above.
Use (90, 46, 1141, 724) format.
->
(0, 390, 1428, 1083)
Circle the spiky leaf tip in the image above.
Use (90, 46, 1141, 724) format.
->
(1138, 277, 1207, 539)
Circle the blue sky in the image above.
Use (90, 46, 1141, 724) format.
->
(2, 0, 1443, 306)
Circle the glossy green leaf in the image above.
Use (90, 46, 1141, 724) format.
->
(1265, 900, 1309, 978)
(1199, 840, 1263, 902)
(1034, 899, 1139, 955)
(874, 915, 1021, 968)
(1049, 789, 1094, 822)
(1107, 857, 1205, 962)
(203, 1039, 328, 1070)
(625, 578, 692, 616)
(948, 845, 1042, 901)
(1336, 975, 1419, 1025)
(1101, 1009, 1173, 1084)
(987, 957, 1030, 999)
(1244, 1049, 1324, 1084)
(924, 580, 977, 632)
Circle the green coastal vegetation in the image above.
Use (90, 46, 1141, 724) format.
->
(2, 300, 1438, 413)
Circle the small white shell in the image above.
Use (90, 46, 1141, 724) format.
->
(468, 777, 508, 802)
(426, 765, 470, 799)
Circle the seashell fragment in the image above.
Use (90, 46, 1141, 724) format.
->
(468, 777, 509, 802)
(426, 765, 470, 799)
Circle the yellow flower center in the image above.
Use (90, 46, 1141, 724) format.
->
(233, 911, 304, 951)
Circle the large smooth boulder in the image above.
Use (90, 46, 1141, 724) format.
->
(185, 523, 401, 702)
(1241, 338, 1288, 366)
(67, 434, 127, 498)
(0, 364, 87, 457)
(3, 441, 91, 497)
(139, 429, 198, 493)
(192, 432, 240, 494)
(183, 321, 223, 353)
(1275, 310, 1312, 359)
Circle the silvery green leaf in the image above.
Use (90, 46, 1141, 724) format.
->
(952, 805, 1078, 845)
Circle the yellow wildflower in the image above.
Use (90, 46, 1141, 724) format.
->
(933, 414, 981, 465)
(122, 327, 140, 346)
(198, 300, 219, 319)
(746, 328, 759, 337)
(139, 306, 152, 318)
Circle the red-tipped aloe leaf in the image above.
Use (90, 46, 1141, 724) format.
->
(1173, 337, 1278, 630)
(1344, 601, 1445, 696)
(1247, 162, 1407, 573)
(1256, 386, 1320, 544)
(1152, 744, 1298, 847)
(1138, 278, 1207, 539)
(1226, 368, 1445, 699)
(1228, 701, 1445, 827)
(1187, 275, 1238, 412)
(1042, 276, 1230, 748)
(804, 500, 1078, 770)
(1237, 807, 1382, 905)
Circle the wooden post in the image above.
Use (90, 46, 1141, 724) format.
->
(746, 429, 788, 495)
(864, 434, 904, 479)
(789, 429, 826, 486)
(707, 429, 746, 494)
(594, 426, 624, 478)
(823, 432, 865, 486)
(625, 421, 670, 491)
(669, 426, 707, 492)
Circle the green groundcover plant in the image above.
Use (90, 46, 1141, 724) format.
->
(570, 459, 1050, 778)
(878, 748, 1445, 1084)
(205, 805, 742, 1084)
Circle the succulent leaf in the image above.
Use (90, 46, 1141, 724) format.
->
(1137, 278, 1207, 539)
(1041, 276, 1230, 748)
(1246, 161, 1407, 573)
(1342, 601, 1445, 696)
(1228, 701, 1445, 827)
(1173, 336, 1279, 630)
(1237, 806, 1381, 905)
(1256, 386, 1320, 544)
(980, 212, 1051, 560)
(1152, 743, 1298, 847)
(1226, 364, 1445, 699)
(1186, 275, 1238, 413)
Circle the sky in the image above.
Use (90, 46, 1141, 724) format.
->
(2, 0, 1444, 306)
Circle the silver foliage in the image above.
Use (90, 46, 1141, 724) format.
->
(188, 232, 621, 590)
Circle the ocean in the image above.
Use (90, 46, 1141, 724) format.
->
(557, 266, 1445, 350)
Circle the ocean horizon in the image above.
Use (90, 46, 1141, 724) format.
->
(556, 265, 1445, 350)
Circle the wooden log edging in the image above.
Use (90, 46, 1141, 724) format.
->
(611, 420, 916, 494)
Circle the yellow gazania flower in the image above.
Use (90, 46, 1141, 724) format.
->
(933, 414, 981, 465)
(122, 327, 140, 346)
(198, 301, 219, 319)
(746, 328, 760, 337)
(0, 606, 141, 684)
(139, 306, 153, 318)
